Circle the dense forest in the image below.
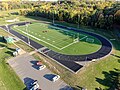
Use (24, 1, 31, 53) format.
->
(0, 0, 120, 30)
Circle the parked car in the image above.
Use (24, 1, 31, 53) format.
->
(52, 75, 60, 82)
(38, 65, 46, 70)
(27, 80, 39, 90)
(36, 61, 42, 65)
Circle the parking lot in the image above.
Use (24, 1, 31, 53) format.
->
(8, 53, 72, 90)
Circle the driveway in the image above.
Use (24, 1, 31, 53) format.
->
(8, 53, 72, 90)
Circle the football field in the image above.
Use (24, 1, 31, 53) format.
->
(12, 22, 102, 55)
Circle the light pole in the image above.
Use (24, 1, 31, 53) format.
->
(85, 56, 87, 66)
(53, 10, 55, 24)
(4, 17, 9, 32)
(78, 14, 80, 28)
(26, 23, 30, 45)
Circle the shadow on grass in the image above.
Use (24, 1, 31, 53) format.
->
(5, 51, 13, 56)
(59, 86, 74, 90)
(111, 54, 120, 58)
(26, 16, 102, 47)
(7, 47, 16, 51)
(23, 87, 27, 90)
(96, 60, 120, 89)
(0, 43, 5, 47)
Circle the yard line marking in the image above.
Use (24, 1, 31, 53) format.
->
(60, 42, 76, 50)
(15, 27, 61, 50)
(60, 36, 88, 50)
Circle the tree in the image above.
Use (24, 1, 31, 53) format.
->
(1, 2, 8, 11)
(97, 14, 105, 28)
(114, 10, 120, 25)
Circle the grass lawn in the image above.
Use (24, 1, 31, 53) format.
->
(0, 9, 120, 89)
(15, 41, 34, 52)
(0, 29, 25, 90)
(12, 22, 101, 55)
(21, 17, 119, 89)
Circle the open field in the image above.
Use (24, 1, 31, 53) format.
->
(0, 28, 25, 90)
(12, 22, 101, 55)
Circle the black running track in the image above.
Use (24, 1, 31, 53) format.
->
(0, 22, 112, 73)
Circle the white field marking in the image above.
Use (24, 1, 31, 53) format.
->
(53, 41, 55, 42)
(15, 27, 61, 50)
(26, 25, 63, 43)
(60, 36, 88, 50)
(17, 27, 74, 50)
(15, 25, 87, 50)
(60, 41, 76, 50)
(22, 31, 61, 50)
(80, 36, 88, 40)
(25, 23, 81, 46)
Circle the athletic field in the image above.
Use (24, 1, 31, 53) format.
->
(12, 22, 102, 55)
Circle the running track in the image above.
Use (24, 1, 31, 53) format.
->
(0, 22, 112, 73)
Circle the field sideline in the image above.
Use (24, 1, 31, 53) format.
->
(12, 22, 102, 55)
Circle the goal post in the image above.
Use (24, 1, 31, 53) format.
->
(74, 38, 79, 43)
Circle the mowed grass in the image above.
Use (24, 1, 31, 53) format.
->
(12, 22, 102, 55)
(0, 28, 25, 90)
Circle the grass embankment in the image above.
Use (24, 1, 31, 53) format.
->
(0, 28, 25, 90)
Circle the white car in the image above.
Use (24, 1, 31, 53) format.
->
(52, 75, 60, 82)
(29, 80, 39, 90)
(38, 65, 46, 70)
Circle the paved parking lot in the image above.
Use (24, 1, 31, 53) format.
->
(8, 53, 72, 90)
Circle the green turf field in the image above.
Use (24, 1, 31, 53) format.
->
(12, 22, 102, 55)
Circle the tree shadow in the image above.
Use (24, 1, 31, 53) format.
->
(48, 25, 102, 46)
(0, 43, 5, 47)
(111, 54, 120, 58)
(7, 47, 16, 52)
(5, 51, 13, 56)
(96, 68, 120, 90)
(59, 86, 73, 90)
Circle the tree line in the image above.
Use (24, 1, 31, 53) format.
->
(0, 0, 120, 30)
